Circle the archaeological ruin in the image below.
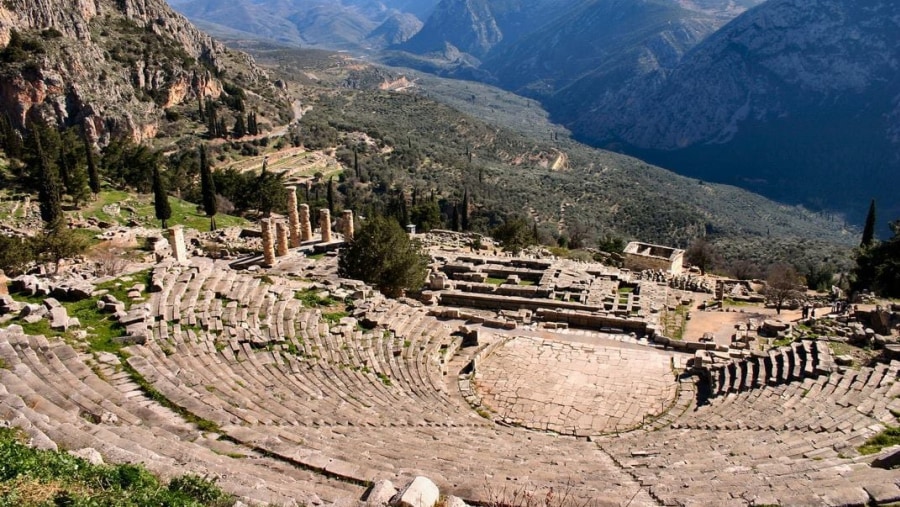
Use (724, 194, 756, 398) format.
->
(1, 224, 899, 507)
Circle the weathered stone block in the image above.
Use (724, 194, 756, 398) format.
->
(391, 476, 439, 507)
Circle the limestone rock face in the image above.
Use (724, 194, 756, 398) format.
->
(390, 476, 439, 507)
(0, 0, 283, 143)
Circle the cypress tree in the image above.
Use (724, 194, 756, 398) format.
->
(327, 176, 334, 213)
(35, 130, 62, 227)
(451, 203, 460, 232)
(83, 130, 100, 195)
(199, 144, 217, 230)
(353, 148, 359, 179)
(232, 115, 246, 138)
(206, 101, 218, 139)
(461, 189, 469, 231)
(153, 166, 172, 229)
(861, 199, 876, 247)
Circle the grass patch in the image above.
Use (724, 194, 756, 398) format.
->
(307, 252, 327, 261)
(377, 372, 392, 386)
(771, 336, 795, 348)
(0, 427, 233, 506)
(858, 426, 900, 455)
(294, 289, 338, 308)
(79, 191, 247, 232)
(485, 277, 506, 285)
(518, 280, 536, 286)
(662, 304, 690, 341)
(322, 311, 349, 325)
(723, 298, 754, 307)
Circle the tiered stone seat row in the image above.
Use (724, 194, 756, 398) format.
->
(0, 327, 366, 506)
(601, 425, 900, 506)
(677, 361, 900, 436)
(698, 340, 836, 397)
(108, 260, 900, 505)
(596, 348, 900, 504)
(125, 261, 659, 504)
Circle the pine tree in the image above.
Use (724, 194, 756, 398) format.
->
(861, 199, 876, 247)
(83, 129, 100, 195)
(338, 215, 428, 298)
(153, 166, 172, 229)
(199, 144, 217, 231)
(35, 129, 62, 227)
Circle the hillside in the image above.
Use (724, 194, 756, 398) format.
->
(0, 0, 290, 144)
(566, 0, 900, 226)
(247, 46, 856, 271)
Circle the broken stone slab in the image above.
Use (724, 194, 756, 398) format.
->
(390, 476, 440, 507)
(23, 314, 43, 324)
(444, 497, 468, 507)
(0, 295, 20, 315)
(366, 479, 397, 506)
(49, 306, 70, 331)
(11, 275, 49, 296)
(51, 283, 93, 302)
(42, 297, 62, 311)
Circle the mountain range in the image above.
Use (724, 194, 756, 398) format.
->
(569, 0, 900, 225)
(172, 0, 440, 49)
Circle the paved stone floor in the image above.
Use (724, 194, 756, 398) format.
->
(474, 336, 678, 435)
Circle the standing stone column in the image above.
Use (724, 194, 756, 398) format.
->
(0, 270, 8, 296)
(275, 221, 289, 257)
(168, 225, 188, 263)
(319, 209, 332, 243)
(342, 210, 354, 240)
(260, 219, 276, 267)
(299, 204, 313, 242)
(287, 187, 301, 248)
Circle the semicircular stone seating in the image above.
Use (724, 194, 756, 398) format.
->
(2, 255, 900, 506)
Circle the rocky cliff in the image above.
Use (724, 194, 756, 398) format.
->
(0, 0, 286, 143)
